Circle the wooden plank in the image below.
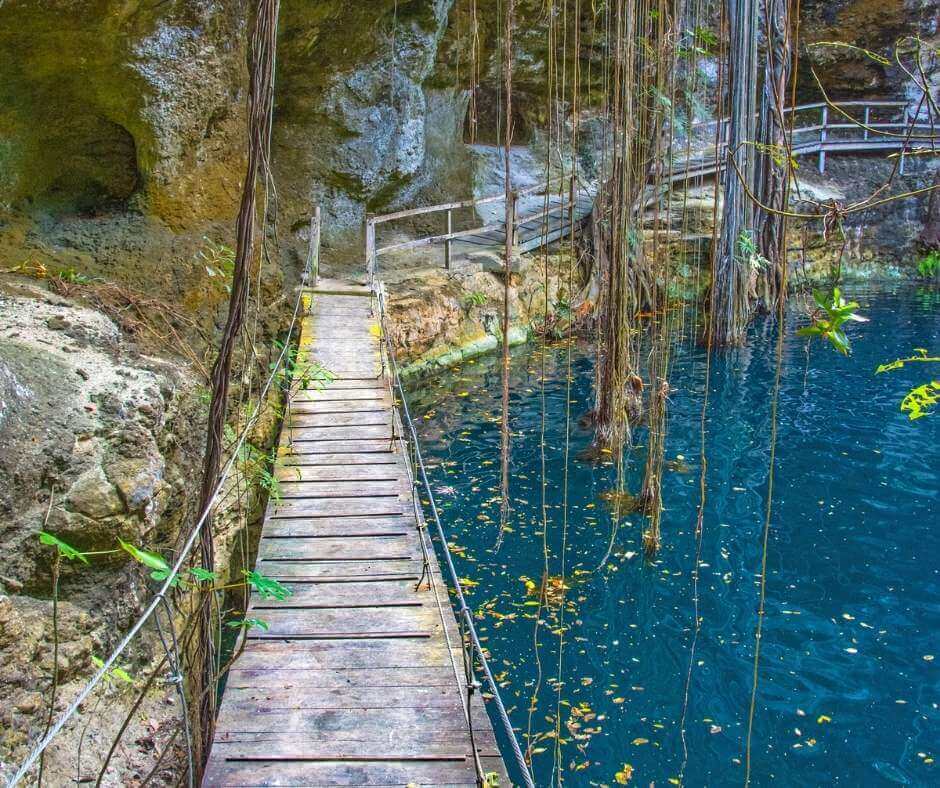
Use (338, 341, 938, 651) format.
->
(218, 685, 461, 711)
(203, 757, 476, 786)
(254, 560, 417, 579)
(235, 639, 452, 670)
(277, 450, 398, 466)
(270, 497, 403, 518)
(262, 580, 422, 607)
(279, 439, 394, 455)
(258, 535, 413, 560)
(288, 399, 389, 415)
(286, 425, 391, 441)
(245, 609, 441, 639)
(289, 412, 390, 428)
(276, 480, 401, 499)
(274, 465, 400, 482)
(262, 515, 411, 537)
(294, 387, 389, 401)
(224, 665, 460, 690)
(215, 706, 472, 736)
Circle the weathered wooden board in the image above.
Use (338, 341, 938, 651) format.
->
(275, 480, 401, 499)
(205, 284, 508, 788)
(270, 496, 403, 518)
(279, 439, 394, 456)
(203, 757, 477, 786)
(258, 579, 422, 607)
(257, 535, 413, 561)
(288, 399, 389, 415)
(288, 411, 391, 428)
(274, 464, 400, 482)
(261, 515, 410, 537)
(253, 559, 418, 579)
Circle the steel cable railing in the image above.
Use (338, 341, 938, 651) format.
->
(7, 212, 321, 788)
(371, 282, 536, 788)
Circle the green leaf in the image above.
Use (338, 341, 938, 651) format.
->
(189, 567, 218, 583)
(243, 570, 292, 601)
(38, 531, 89, 564)
(118, 540, 170, 573)
(227, 617, 269, 631)
(91, 655, 134, 684)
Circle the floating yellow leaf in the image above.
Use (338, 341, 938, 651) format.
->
(631, 737, 649, 746)
(614, 763, 634, 784)
(817, 715, 831, 724)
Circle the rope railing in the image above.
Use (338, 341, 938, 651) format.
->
(370, 281, 537, 788)
(7, 210, 322, 788)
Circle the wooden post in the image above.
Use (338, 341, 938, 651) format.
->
(365, 215, 376, 289)
(818, 106, 828, 174)
(309, 205, 321, 287)
(863, 105, 870, 140)
(444, 208, 453, 270)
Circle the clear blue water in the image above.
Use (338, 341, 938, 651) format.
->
(406, 286, 940, 787)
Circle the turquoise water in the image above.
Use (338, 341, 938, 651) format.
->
(406, 287, 939, 787)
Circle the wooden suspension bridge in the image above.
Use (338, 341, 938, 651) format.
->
(202, 96, 935, 786)
(205, 279, 518, 786)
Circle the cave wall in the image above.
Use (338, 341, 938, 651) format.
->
(0, 0, 249, 226)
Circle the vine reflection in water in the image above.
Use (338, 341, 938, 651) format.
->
(407, 286, 939, 786)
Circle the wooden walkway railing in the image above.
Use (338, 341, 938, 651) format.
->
(366, 99, 938, 276)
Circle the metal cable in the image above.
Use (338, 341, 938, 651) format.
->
(8, 230, 316, 788)
(372, 284, 536, 788)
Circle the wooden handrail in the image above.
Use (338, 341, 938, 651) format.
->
(365, 97, 937, 280)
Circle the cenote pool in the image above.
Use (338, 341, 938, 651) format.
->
(405, 286, 939, 787)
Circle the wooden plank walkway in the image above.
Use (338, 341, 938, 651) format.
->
(204, 280, 509, 787)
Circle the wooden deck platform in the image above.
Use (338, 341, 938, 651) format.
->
(204, 280, 509, 786)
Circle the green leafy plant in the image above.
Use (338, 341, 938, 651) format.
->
(90, 655, 134, 685)
(876, 348, 940, 420)
(737, 230, 770, 272)
(917, 250, 939, 278)
(39, 532, 88, 564)
(118, 539, 179, 586)
(198, 237, 235, 293)
(797, 288, 868, 355)
(227, 617, 269, 632)
(189, 567, 218, 583)
(243, 570, 292, 601)
(56, 267, 92, 285)
(272, 340, 334, 392)
(462, 290, 488, 309)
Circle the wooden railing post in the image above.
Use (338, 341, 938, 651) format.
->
(444, 208, 453, 270)
(307, 205, 321, 288)
(365, 215, 376, 289)
(819, 105, 828, 173)
(863, 105, 870, 140)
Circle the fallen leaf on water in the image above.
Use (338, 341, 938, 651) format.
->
(614, 763, 634, 784)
